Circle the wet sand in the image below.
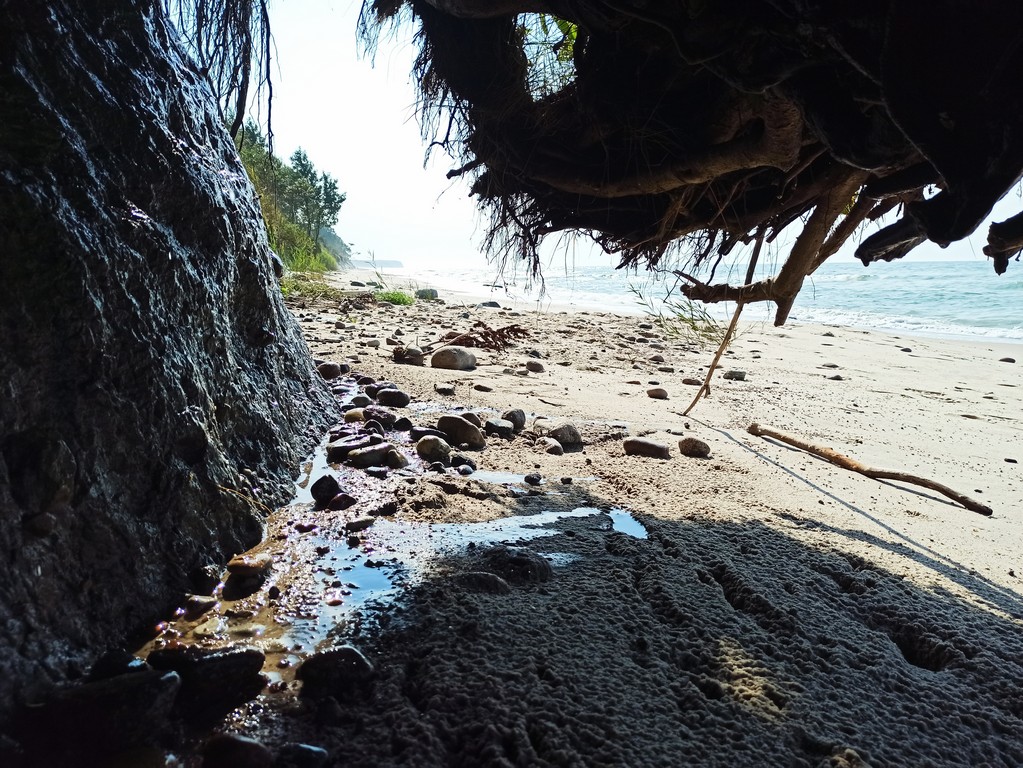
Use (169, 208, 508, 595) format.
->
(143, 271, 1023, 766)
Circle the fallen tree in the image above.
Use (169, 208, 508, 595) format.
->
(361, 0, 1023, 323)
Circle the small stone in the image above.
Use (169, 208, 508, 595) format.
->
(649, 354, 665, 362)
(548, 421, 582, 447)
(450, 454, 477, 470)
(363, 406, 397, 427)
(365, 339, 381, 348)
(1000, 357, 1016, 363)
(828, 374, 845, 381)
(678, 437, 712, 458)
(362, 419, 385, 436)
(485, 418, 515, 439)
(393, 416, 413, 431)
(376, 388, 411, 407)
(316, 362, 342, 380)
(524, 473, 543, 486)
(327, 493, 357, 511)
(369, 500, 399, 516)
(344, 517, 375, 533)
(416, 435, 452, 463)
(184, 594, 217, 621)
(501, 408, 526, 431)
(560, 476, 572, 484)
(297, 646, 375, 701)
(460, 411, 483, 428)
(657, 366, 675, 373)
(351, 394, 372, 407)
(525, 360, 545, 373)
(722, 370, 746, 381)
(415, 288, 439, 300)
(430, 346, 477, 370)
(310, 474, 342, 505)
(682, 377, 702, 386)
(226, 553, 273, 578)
(435, 382, 456, 396)
(536, 437, 564, 455)
(385, 449, 409, 469)
(410, 426, 448, 442)
(623, 437, 671, 459)
(347, 443, 395, 468)
(365, 466, 389, 479)
(478, 300, 501, 308)
(647, 387, 669, 399)
(457, 464, 474, 476)
(325, 436, 373, 463)
(473, 383, 493, 392)
(343, 408, 365, 423)
(900, 347, 912, 353)
(437, 415, 487, 449)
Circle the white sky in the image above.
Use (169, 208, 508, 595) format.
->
(262, 0, 1018, 271)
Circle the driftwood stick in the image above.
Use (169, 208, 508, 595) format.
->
(747, 422, 993, 517)
(681, 301, 745, 416)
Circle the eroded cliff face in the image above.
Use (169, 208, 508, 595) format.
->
(0, 0, 337, 716)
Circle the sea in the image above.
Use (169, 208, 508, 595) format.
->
(382, 258, 1023, 344)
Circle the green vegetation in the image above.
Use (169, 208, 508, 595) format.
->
(629, 284, 723, 346)
(279, 272, 347, 303)
(235, 121, 351, 272)
(373, 289, 415, 306)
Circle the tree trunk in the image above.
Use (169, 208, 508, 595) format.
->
(0, 0, 338, 720)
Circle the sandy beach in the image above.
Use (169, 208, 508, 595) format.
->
(150, 267, 1023, 766)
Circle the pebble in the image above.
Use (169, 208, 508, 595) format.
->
(548, 421, 582, 447)
(657, 366, 675, 373)
(460, 411, 483, 428)
(473, 383, 494, 392)
(310, 474, 342, 505)
(316, 362, 342, 380)
(325, 436, 373, 462)
(430, 346, 477, 370)
(376, 388, 411, 407)
(365, 339, 381, 348)
(722, 370, 746, 381)
(344, 516, 376, 533)
(343, 408, 365, 423)
(900, 347, 912, 353)
(226, 553, 273, 578)
(393, 416, 413, 431)
(647, 387, 669, 399)
(682, 377, 703, 386)
(416, 435, 452, 463)
(485, 418, 515, 439)
(451, 454, 477, 470)
(350, 394, 372, 407)
(410, 426, 448, 441)
(435, 382, 456, 396)
(649, 354, 665, 362)
(828, 374, 845, 381)
(525, 360, 545, 373)
(437, 415, 487, 449)
(415, 288, 439, 300)
(478, 300, 501, 308)
(623, 437, 672, 459)
(501, 408, 526, 431)
(296, 646, 375, 700)
(327, 493, 357, 511)
(363, 406, 397, 427)
(536, 437, 564, 455)
(457, 464, 475, 475)
(385, 449, 409, 469)
(524, 473, 543, 486)
(1000, 357, 1016, 363)
(201, 734, 273, 768)
(347, 443, 395, 469)
(678, 437, 712, 458)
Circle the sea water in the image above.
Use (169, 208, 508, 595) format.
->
(382, 258, 1023, 343)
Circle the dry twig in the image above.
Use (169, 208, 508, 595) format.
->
(747, 423, 992, 516)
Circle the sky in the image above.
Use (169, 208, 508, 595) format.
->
(260, 0, 1018, 272)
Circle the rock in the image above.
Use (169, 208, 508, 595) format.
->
(430, 346, 477, 370)
(682, 377, 702, 386)
(316, 362, 342, 380)
(376, 388, 411, 407)
(327, 493, 357, 511)
(310, 474, 342, 505)
(325, 436, 374, 462)
(473, 383, 494, 392)
(147, 645, 266, 725)
(363, 419, 385, 436)
(457, 464, 475, 476)
(344, 517, 376, 533)
(350, 280, 366, 287)
(560, 476, 572, 484)
(364, 466, 389, 480)
(365, 339, 381, 348)
(415, 288, 439, 300)
(485, 418, 515, 439)
(416, 435, 452, 463)
(434, 382, 456, 396)
(623, 437, 671, 459)
(450, 454, 477, 470)
(347, 443, 395, 469)
(900, 347, 912, 353)
(226, 553, 273, 578)
(1000, 357, 1016, 363)
(393, 416, 413, 431)
(437, 415, 487, 449)
(369, 500, 399, 517)
(410, 426, 449, 442)
(525, 473, 543, 485)
(452, 571, 512, 594)
(363, 406, 397, 427)
(525, 360, 545, 373)
(828, 374, 845, 381)
(201, 734, 273, 768)
(479, 546, 553, 584)
(678, 437, 712, 458)
(501, 408, 527, 431)
(460, 411, 483, 428)
(722, 370, 746, 381)
(647, 387, 669, 399)
(385, 449, 409, 469)
(350, 394, 372, 407)
(548, 421, 583, 447)
(478, 300, 501, 308)
(297, 646, 375, 700)
(343, 408, 365, 423)
(536, 437, 564, 455)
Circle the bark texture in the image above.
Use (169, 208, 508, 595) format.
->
(0, 0, 337, 718)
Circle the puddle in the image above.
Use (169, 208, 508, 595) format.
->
(608, 509, 649, 539)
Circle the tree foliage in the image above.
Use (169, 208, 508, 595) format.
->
(236, 121, 350, 271)
(361, 0, 1023, 324)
